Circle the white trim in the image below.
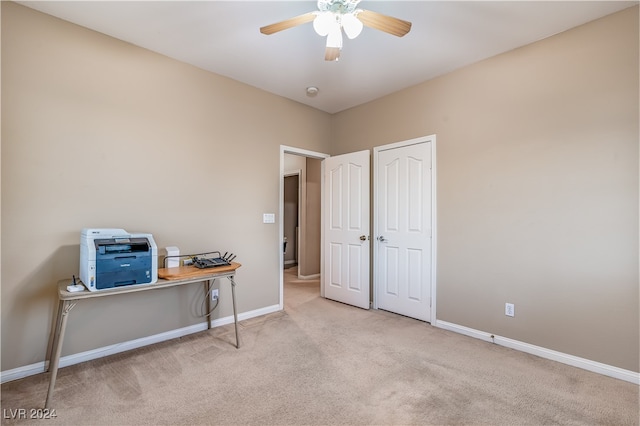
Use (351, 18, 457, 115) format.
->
(283, 170, 301, 178)
(1, 304, 280, 384)
(430, 137, 437, 324)
(281, 145, 330, 160)
(6, 307, 636, 386)
(372, 148, 379, 310)
(298, 273, 320, 280)
(372, 135, 437, 325)
(279, 145, 330, 308)
(374, 135, 434, 152)
(284, 260, 297, 265)
(435, 320, 640, 385)
(369, 145, 378, 309)
(320, 159, 326, 299)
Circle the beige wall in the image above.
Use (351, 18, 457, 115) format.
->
(331, 7, 639, 372)
(301, 157, 321, 277)
(1, 2, 331, 371)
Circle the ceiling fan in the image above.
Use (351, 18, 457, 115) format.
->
(260, 0, 412, 61)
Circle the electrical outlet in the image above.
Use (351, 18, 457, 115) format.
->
(211, 289, 219, 301)
(505, 303, 515, 317)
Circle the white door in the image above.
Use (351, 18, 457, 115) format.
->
(375, 139, 433, 321)
(322, 150, 370, 309)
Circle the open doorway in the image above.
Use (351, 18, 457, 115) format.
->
(279, 146, 329, 310)
(283, 173, 299, 270)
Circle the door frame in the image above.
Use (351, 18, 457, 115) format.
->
(372, 135, 438, 324)
(279, 145, 330, 310)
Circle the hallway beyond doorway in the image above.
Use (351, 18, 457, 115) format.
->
(283, 266, 320, 311)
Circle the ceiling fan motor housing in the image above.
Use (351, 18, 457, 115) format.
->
(317, 0, 361, 15)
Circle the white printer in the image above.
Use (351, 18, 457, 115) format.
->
(80, 228, 158, 291)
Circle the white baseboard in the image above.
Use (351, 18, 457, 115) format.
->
(434, 320, 639, 385)
(283, 260, 297, 265)
(298, 273, 320, 280)
(237, 304, 280, 322)
(0, 304, 280, 384)
(5, 310, 636, 386)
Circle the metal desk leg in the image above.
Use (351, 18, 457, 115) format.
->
(205, 279, 212, 330)
(46, 300, 65, 372)
(45, 301, 75, 409)
(229, 276, 239, 349)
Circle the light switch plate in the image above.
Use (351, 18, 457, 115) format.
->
(263, 213, 275, 224)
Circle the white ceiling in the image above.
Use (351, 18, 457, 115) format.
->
(18, 1, 636, 114)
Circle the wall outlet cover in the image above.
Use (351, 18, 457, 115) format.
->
(505, 303, 515, 317)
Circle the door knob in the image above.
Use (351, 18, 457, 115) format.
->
(377, 236, 387, 242)
(359, 235, 367, 241)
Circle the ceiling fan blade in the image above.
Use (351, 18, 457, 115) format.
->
(357, 9, 411, 37)
(325, 46, 341, 61)
(260, 12, 316, 35)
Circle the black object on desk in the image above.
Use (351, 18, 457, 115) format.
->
(193, 257, 229, 268)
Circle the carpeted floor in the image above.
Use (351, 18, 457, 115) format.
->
(2, 268, 638, 425)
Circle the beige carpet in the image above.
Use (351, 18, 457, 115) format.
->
(2, 268, 638, 425)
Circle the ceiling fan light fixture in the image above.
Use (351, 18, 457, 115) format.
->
(313, 12, 334, 36)
(342, 12, 363, 39)
(260, 0, 411, 61)
(326, 24, 343, 49)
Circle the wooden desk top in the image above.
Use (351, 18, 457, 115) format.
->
(58, 262, 241, 300)
(158, 262, 241, 280)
